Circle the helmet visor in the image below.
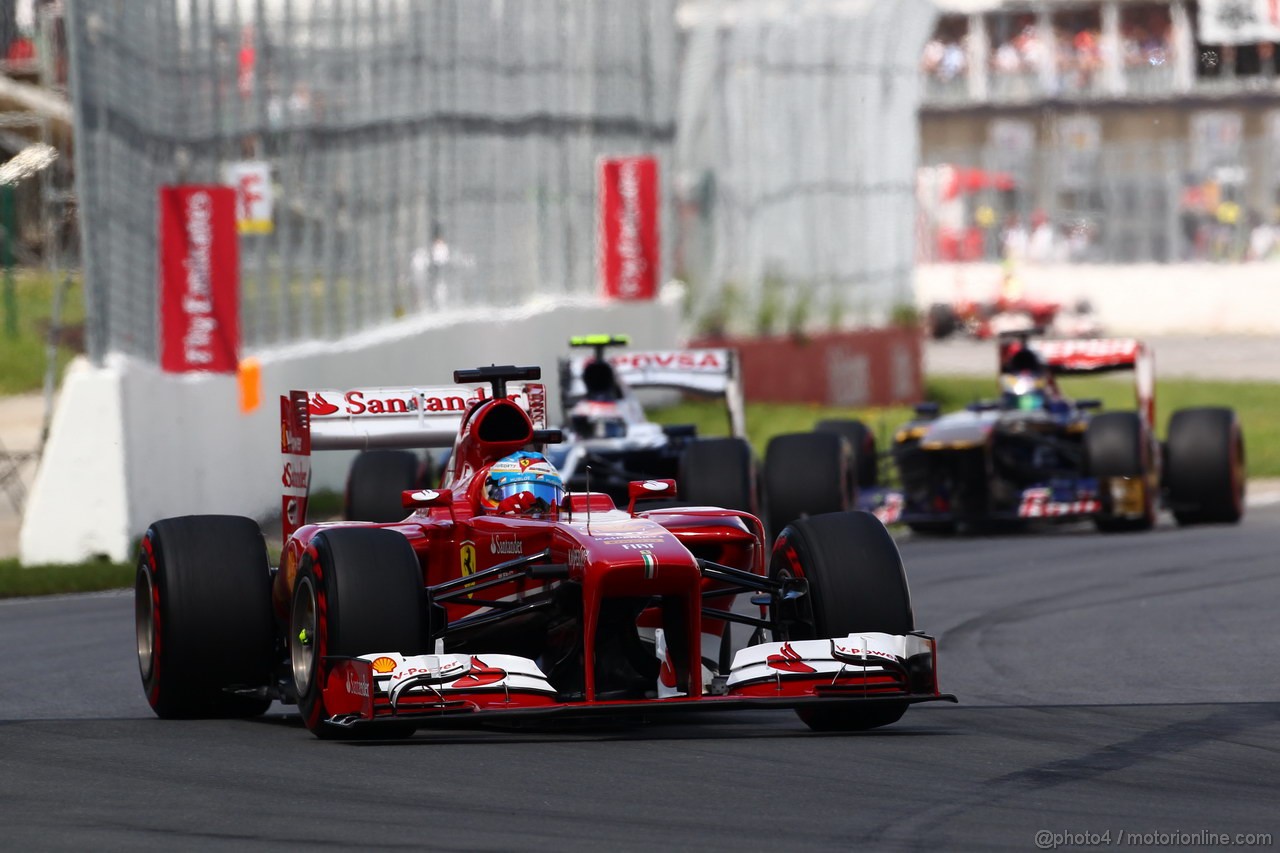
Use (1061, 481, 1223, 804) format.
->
(488, 477, 564, 515)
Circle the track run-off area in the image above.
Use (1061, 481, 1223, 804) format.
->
(2, 494, 1277, 851)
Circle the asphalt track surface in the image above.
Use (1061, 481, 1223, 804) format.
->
(4, 499, 1279, 852)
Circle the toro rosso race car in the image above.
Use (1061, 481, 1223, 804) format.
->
(135, 365, 952, 739)
(842, 335, 1245, 533)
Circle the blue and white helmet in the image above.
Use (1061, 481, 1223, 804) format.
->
(483, 451, 564, 516)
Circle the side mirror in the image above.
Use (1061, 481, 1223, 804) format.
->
(913, 401, 941, 419)
(402, 488, 453, 510)
(627, 479, 678, 515)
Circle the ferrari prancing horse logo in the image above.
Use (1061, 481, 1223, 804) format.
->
(460, 542, 476, 581)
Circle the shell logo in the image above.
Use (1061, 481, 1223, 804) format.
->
(372, 656, 398, 674)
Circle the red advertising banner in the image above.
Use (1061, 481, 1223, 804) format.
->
(158, 185, 240, 372)
(597, 155, 659, 300)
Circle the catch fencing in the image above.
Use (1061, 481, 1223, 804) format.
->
(674, 0, 937, 336)
(66, 0, 938, 362)
(66, 0, 677, 363)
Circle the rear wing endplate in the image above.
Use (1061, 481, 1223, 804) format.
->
(559, 348, 746, 438)
(1002, 337, 1154, 428)
(280, 382, 548, 539)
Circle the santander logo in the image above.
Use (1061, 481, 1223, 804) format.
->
(344, 669, 370, 698)
(766, 643, 817, 674)
(453, 658, 507, 688)
(308, 393, 339, 416)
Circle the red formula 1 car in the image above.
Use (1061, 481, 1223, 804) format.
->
(135, 365, 953, 738)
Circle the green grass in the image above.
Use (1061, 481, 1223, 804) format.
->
(0, 557, 133, 599)
(0, 269, 86, 395)
(650, 374, 1280, 479)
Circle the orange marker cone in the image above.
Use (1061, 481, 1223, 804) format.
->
(238, 356, 262, 413)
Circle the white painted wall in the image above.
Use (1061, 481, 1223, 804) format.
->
(916, 263, 1280, 335)
(20, 294, 683, 565)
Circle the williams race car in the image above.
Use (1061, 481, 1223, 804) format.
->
(548, 335, 758, 515)
(341, 336, 759, 523)
(135, 364, 952, 739)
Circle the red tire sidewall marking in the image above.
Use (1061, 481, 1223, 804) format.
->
(141, 534, 163, 707)
(302, 545, 329, 731)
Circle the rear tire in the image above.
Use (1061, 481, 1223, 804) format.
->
(291, 528, 426, 739)
(136, 516, 274, 719)
(814, 418, 878, 489)
(344, 450, 428, 523)
(764, 432, 850, 540)
(679, 437, 757, 514)
(1165, 407, 1245, 525)
(769, 512, 914, 731)
(1086, 411, 1155, 533)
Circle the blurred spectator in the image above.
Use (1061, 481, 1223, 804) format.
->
(922, 17, 969, 95)
(1053, 8, 1102, 94)
(1028, 210, 1059, 263)
(1247, 211, 1277, 261)
(987, 13, 1043, 98)
(1001, 214, 1029, 263)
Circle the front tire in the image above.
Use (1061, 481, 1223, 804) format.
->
(769, 512, 914, 731)
(1165, 407, 1245, 525)
(136, 515, 274, 719)
(764, 432, 850, 540)
(344, 449, 431, 522)
(679, 437, 758, 515)
(814, 418, 878, 489)
(291, 528, 426, 738)
(1086, 411, 1155, 533)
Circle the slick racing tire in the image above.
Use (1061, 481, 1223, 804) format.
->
(136, 515, 274, 719)
(344, 449, 431, 523)
(1165, 407, 1245, 526)
(769, 511, 914, 732)
(1086, 411, 1155, 533)
(814, 418, 878, 489)
(926, 303, 959, 340)
(764, 432, 849, 541)
(291, 528, 426, 739)
(680, 437, 758, 515)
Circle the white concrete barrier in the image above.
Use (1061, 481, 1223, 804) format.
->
(916, 263, 1280, 336)
(20, 294, 682, 565)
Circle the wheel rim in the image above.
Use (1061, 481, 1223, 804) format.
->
(135, 568, 155, 681)
(291, 577, 318, 696)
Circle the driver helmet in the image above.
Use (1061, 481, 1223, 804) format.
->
(483, 450, 564, 517)
(1000, 370, 1050, 411)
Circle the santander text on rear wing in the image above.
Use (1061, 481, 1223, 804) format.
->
(1001, 337, 1154, 429)
(561, 347, 746, 438)
(280, 382, 548, 539)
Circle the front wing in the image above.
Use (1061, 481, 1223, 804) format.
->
(870, 482, 1104, 525)
(318, 633, 954, 729)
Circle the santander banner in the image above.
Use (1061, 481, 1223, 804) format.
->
(158, 185, 239, 373)
(597, 155, 659, 300)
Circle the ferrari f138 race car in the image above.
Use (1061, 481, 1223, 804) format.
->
(844, 335, 1245, 533)
(135, 365, 952, 738)
(341, 336, 759, 523)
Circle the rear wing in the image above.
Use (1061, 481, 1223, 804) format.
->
(558, 347, 746, 438)
(280, 382, 548, 539)
(1000, 337, 1154, 428)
